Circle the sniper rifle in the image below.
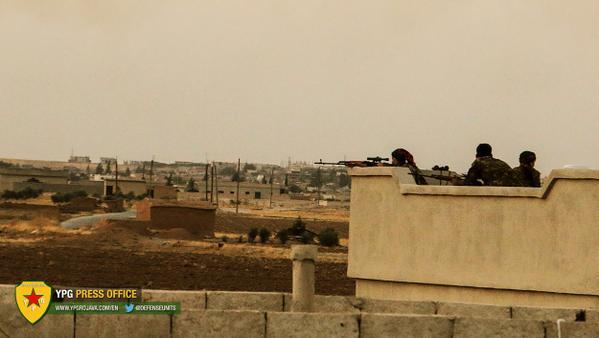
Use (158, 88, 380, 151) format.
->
(314, 157, 389, 167)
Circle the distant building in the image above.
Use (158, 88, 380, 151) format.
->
(104, 178, 146, 196)
(100, 157, 117, 164)
(103, 178, 177, 199)
(0, 168, 68, 191)
(0, 168, 103, 195)
(213, 181, 282, 200)
(68, 156, 91, 163)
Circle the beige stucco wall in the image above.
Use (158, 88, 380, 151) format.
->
(348, 167, 599, 306)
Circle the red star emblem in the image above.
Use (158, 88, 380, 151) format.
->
(24, 288, 42, 307)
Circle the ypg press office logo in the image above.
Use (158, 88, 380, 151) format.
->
(15, 281, 52, 325)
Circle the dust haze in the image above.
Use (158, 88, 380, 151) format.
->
(1, 0, 598, 173)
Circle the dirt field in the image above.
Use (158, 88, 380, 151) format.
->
(216, 211, 349, 238)
(0, 216, 354, 295)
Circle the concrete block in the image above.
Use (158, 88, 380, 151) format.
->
(436, 302, 511, 319)
(512, 306, 579, 321)
(587, 309, 599, 322)
(0, 302, 73, 338)
(283, 294, 360, 313)
(290, 245, 318, 261)
(207, 291, 283, 311)
(75, 314, 170, 338)
(142, 289, 206, 311)
(453, 318, 544, 337)
(545, 321, 599, 338)
(359, 298, 436, 315)
(267, 312, 359, 338)
(173, 310, 265, 338)
(361, 313, 453, 338)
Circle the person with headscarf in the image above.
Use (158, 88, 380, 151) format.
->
(512, 151, 541, 187)
(391, 148, 427, 185)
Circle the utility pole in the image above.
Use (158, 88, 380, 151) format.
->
(269, 167, 274, 208)
(205, 163, 209, 201)
(316, 167, 321, 206)
(214, 163, 219, 206)
(149, 156, 154, 198)
(115, 157, 119, 194)
(210, 163, 215, 204)
(235, 158, 240, 214)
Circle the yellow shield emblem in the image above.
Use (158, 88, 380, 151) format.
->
(15, 281, 52, 325)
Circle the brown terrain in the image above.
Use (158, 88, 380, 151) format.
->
(0, 204, 353, 295)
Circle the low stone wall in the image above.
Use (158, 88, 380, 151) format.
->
(2, 286, 598, 337)
(0, 202, 60, 221)
(13, 181, 104, 196)
(59, 197, 99, 213)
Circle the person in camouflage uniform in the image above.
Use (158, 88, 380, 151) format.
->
(462, 143, 517, 186)
(512, 151, 541, 187)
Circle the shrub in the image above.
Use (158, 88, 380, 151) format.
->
(318, 228, 339, 247)
(221, 235, 229, 243)
(2, 188, 43, 200)
(248, 228, 259, 243)
(290, 217, 306, 236)
(258, 228, 271, 243)
(135, 193, 148, 200)
(300, 232, 314, 244)
(276, 229, 289, 244)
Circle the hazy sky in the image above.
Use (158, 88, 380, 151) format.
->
(1, 0, 598, 173)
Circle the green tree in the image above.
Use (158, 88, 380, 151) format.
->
(185, 178, 198, 192)
(243, 163, 256, 172)
(232, 172, 244, 182)
(124, 167, 131, 177)
(289, 184, 302, 193)
(105, 162, 112, 174)
(95, 163, 104, 174)
(165, 172, 174, 186)
(219, 166, 237, 176)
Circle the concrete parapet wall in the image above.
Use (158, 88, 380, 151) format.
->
(173, 310, 265, 338)
(142, 289, 206, 311)
(361, 313, 453, 337)
(437, 302, 511, 319)
(75, 315, 170, 338)
(2, 287, 598, 336)
(206, 291, 283, 311)
(266, 312, 359, 338)
(452, 318, 545, 337)
(348, 167, 599, 307)
(545, 321, 599, 338)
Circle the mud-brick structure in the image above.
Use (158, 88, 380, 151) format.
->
(136, 200, 216, 237)
(347, 167, 599, 308)
(151, 205, 216, 237)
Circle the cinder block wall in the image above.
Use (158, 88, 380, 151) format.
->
(2, 287, 598, 337)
